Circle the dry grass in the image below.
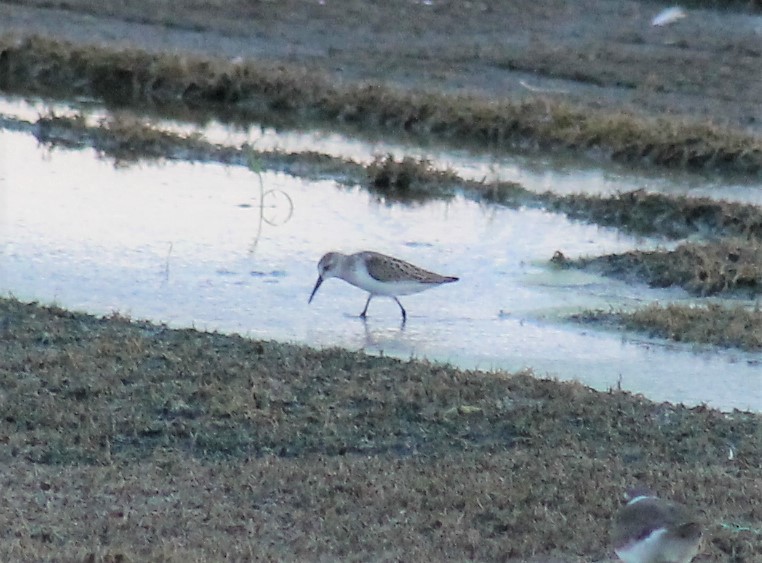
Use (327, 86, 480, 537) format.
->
(0, 297, 760, 561)
(558, 239, 762, 297)
(35, 112, 204, 162)
(557, 238, 762, 349)
(2, 34, 762, 174)
(573, 303, 762, 351)
(366, 154, 459, 204)
(546, 189, 762, 241)
(30, 111, 367, 181)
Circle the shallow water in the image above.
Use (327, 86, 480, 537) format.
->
(1, 107, 760, 412)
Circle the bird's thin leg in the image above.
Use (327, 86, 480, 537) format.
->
(360, 294, 373, 319)
(393, 297, 407, 323)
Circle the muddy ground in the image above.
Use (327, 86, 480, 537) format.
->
(1, 0, 761, 561)
(1, 0, 761, 134)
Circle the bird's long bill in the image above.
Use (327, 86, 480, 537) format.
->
(308, 276, 324, 303)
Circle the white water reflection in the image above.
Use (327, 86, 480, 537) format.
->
(0, 127, 760, 412)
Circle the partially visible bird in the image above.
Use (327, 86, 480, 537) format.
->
(612, 488, 703, 563)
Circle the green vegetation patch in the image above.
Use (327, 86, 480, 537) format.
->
(554, 238, 762, 296)
(0, 297, 760, 560)
(573, 303, 762, 351)
(2, 34, 762, 174)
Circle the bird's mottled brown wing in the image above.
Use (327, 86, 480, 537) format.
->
(613, 499, 663, 545)
(363, 252, 457, 284)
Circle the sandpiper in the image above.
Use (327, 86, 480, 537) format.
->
(308, 251, 459, 322)
(612, 488, 703, 563)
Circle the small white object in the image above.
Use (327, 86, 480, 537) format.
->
(652, 7, 687, 27)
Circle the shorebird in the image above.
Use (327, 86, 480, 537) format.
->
(308, 251, 459, 322)
(612, 488, 703, 563)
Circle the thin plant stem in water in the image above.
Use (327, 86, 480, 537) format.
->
(245, 150, 294, 255)
(164, 242, 173, 283)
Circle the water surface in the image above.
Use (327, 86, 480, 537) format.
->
(1, 109, 760, 412)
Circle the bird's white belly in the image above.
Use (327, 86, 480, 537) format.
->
(615, 528, 698, 563)
(345, 267, 430, 296)
(616, 529, 668, 562)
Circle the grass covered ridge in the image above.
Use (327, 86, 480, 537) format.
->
(558, 239, 762, 297)
(0, 297, 760, 560)
(2, 34, 762, 174)
(573, 303, 762, 351)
